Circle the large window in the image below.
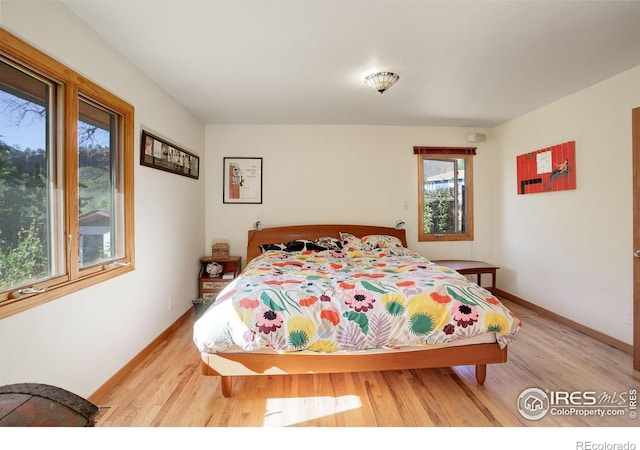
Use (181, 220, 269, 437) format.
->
(415, 146, 475, 242)
(0, 30, 134, 318)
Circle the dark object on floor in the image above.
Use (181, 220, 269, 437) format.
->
(0, 383, 99, 427)
(192, 298, 213, 319)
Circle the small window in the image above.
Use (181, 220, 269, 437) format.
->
(415, 146, 475, 242)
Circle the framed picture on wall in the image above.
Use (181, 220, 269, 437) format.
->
(223, 157, 263, 204)
(140, 130, 199, 179)
(516, 141, 576, 195)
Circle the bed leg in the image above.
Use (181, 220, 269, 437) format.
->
(220, 376, 233, 398)
(475, 364, 487, 384)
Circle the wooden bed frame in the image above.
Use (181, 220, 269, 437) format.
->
(200, 224, 508, 397)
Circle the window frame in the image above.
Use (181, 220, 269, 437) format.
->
(416, 146, 475, 242)
(0, 29, 135, 319)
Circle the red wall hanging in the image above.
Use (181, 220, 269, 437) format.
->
(516, 141, 576, 195)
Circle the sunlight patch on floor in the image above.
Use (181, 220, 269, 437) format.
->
(263, 395, 362, 426)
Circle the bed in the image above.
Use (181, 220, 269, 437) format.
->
(194, 224, 521, 397)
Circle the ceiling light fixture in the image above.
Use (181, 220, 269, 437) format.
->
(364, 71, 400, 94)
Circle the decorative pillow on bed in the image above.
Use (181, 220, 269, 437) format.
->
(283, 240, 328, 252)
(339, 232, 373, 251)
(259, 242, 287, 252)
(260, 240, 329, 253)
(315, 237, 342, 250)
(362, 234, 404, 249)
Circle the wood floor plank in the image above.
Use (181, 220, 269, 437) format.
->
(91, 299, 640, 427)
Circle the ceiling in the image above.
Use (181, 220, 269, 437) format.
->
(63, 0, 640, 128)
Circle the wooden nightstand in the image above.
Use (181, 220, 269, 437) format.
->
(199, 256, 241, 301)
(432, 259, 499, 294)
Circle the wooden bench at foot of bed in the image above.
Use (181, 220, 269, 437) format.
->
(200, 343, 508, 397)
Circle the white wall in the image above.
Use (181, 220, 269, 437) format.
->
(205, 124, 497, 266)
(493, 65, 640, 345)
(0, 1, 205, 397)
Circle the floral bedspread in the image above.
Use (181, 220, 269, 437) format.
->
(193, 248, 521, 354)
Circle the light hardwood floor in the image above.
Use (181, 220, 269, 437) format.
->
(92, 300, 640, 427)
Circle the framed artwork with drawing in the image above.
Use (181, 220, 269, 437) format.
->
(223, 157, 263, 204)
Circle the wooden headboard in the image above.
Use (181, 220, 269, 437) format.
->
(246, 224, 407, 263)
